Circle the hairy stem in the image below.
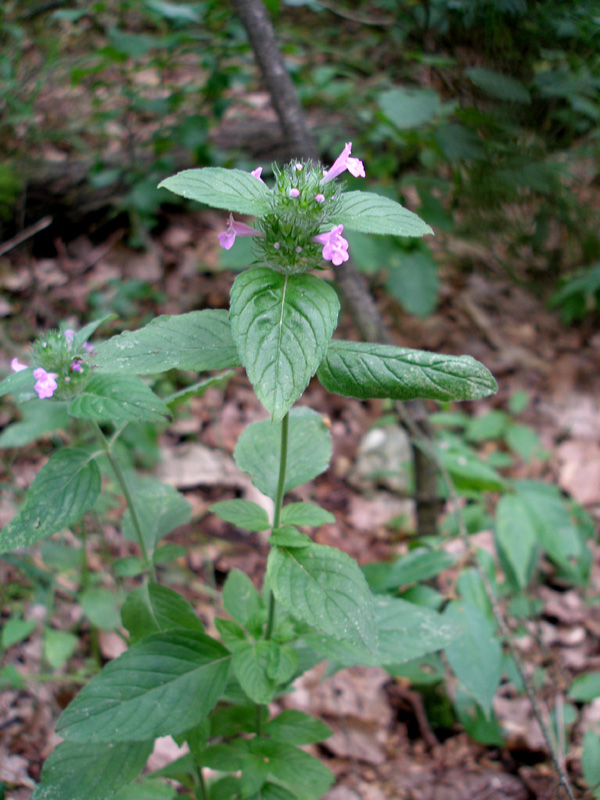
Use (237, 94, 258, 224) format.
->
(265, 412, 290, 640)
(91, 421, 156, 581)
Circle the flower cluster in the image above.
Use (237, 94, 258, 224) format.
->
(217, 142, 364, 274)
(11, 328, 93, 400)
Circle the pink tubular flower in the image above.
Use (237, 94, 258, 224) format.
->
(313, 224, 350, 266)
(289, 188, 300, 198)
(314, 193, 325, 203)
(251, 167, 264, 182)
(321, 142, 365, 184)
(11, 357, 28, 372)
(33, 368, 58, 399)
(217, 213, 263, 251)
(64, 329, 75, 344)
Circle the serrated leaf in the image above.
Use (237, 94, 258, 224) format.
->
(304, 595, 458, 667)
(265, 710, 332, 745)
(0, 400, 70, 449)
(363, 549, 455, 593)
(91, 310, 240, 375)
(113, 777, 177, 800)
(270, 526, 312, 548)
(158, 168, 271, 215)
(318, 340, 497, 402)
(335, 191, 433, 237)
(229, 268, 339, 421)
(234, 407, 332, 499)
(69, 375, 171, 424)
(72, 315, 115, 352)
(121, 583, 204, 644)
(267, 542, 377, 651)
(438, 448, 507, 492)
(0, 449, 100, 554)
(211, 499, 270, 532)
(280, 502, 334, 527)
(495, 494, 538, 589)
(222, 569, 263, 628)
(164, 371, 234, 407)
(122, 475, 192, 554)
(232, 640, 293, 704)
(57, 630, 230, 742)
(444, 601, 502, 717)
(31, 740, 153, 800)
(515, 480, 582, 567)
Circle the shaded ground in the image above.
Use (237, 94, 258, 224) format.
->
(1, 204, 600, 799)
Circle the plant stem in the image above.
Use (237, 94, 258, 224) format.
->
(194, 766, 209, 800)
(265, 412, 290, 641)
(91, 421, 156, 581)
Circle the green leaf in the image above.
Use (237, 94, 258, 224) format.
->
(211, 499, 270, 532)
(57, 630, 230, 742)
(72, 315, 115, 352)
(158, 168, 271, 215)
(2, 617, 37, 648)
(232, 640, 295, 704)
(265, 710, 332, 745)
(0, 367, 35, 399)
(378, 86, 442, 129)
(280, 502, 334, 527)
(242, 740, 334, 800)
(270, 526, 312, 548)
(0, 449, 101, 554)
(91, 310, 240, 375)
(304, 595, 458, 667)
(363, 549, 455, 593)
(222, 569, 263, 628)
(121, 583, 204, 644)
(229, 269, 339, 421)
(444, 601, 502, 717)
(437, 448, 507, 493)
(247, 784, 298, 800)
(582, 731, 600, 798)
(335, 191, 433, 237)
(0, 400, 70, 449)
(80, 588, 122, 631)
(31, 740, 153, 800)
(267, 542, 377, 650)
(122, 475, 192, 554)
(386, 249, 439, 317)
(44, 628, 78, 670)
(318, 340, 497, 402)
(568, 672, 600, 702)
(495, 494, 539, 589)
(113, 777, 177, 800)
(69, 375, 171, 424)
(164, 372, 234, 407)
(234, 407, 332, 499)
(466, 67, 531, 104)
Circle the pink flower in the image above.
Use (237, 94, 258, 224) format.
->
(217, 213, 263, 251)
(71, 360, 83, 373)
(33, 368, 58, 399)
(322, 142, 365, 184)
(251, 167, 264, 182)
(314, 193, 325, 203)
(64, 329, 75, 344)
(11, 357, 28, 372)
(289, 188, 300, 198)
(313, 225, 350, 266)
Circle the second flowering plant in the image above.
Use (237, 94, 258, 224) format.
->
(0, 143, 497, 800)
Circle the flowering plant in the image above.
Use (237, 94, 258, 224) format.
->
(0, 143, 496, 800)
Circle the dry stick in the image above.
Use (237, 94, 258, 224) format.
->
(395, 403, 577, 800)
(230, 0, 439, 537)
(0, 215, 52, 257)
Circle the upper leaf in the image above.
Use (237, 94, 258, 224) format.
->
(56, 630, 230, 742)
(31, 740, 153, 800)
(229, 268, 339, 421)
(335, 191, 433, 237)
(318, 340, 497, 402)
(234, 407, 332, 500)
(0, 449, 100, 554)
(0, 367, 35, 399)
(69, 375, 171, 424)
(211, 499, 271, 532)
(91, 310, 240, 375)
(158, 168, 272, 215)
(267, 541, 377, 651)
(121, 475, 192, 555)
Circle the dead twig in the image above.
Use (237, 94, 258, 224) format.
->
(0, 216, 52, 257)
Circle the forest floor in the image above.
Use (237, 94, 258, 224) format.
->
(1, 201, 600, 800)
